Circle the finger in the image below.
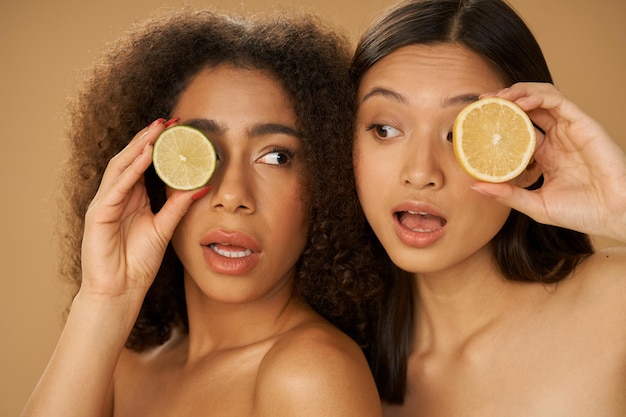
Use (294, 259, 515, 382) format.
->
(494, 83, 587, 125)
(491, 82, 555, 102)
(482, 84, 557, 133)
(152, 187, 212, 242)
(90, 142, 155, 215)
(100, 119, 165, 187)
(493, 83, 583, 145)
(471, 182, 550, 225)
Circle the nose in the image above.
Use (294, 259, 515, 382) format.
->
(400, 133, 444, 189)
(209, 157, 255, 213)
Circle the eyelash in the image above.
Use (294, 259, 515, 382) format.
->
(366, 124, 454, 143)
(365, 124, 400, 141)
(259, 146, 297, 166)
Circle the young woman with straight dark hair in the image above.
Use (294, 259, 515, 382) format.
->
(349, 0, 626, 414)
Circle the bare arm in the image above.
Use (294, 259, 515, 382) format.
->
(21, 119, 199, 417)
(473, 83, 626, 243)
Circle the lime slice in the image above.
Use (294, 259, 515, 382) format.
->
(152, 125, 217, 190)
(453, 97, 536, 183)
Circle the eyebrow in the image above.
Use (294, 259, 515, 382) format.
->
(184, 118, 301, 140)
(185, 118, 225, 136)
(443, 93, 480, 107)
(360, 87, 408, 105)
(249, 123, 300, 139)
(360, 87, 480, 109)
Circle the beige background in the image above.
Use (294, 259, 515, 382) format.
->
(2, 0, 624, 414)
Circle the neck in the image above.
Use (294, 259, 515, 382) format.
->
(412, 249, 522, 353)
(181, 273, 304, 362)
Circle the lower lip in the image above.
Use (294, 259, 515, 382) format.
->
(393, 216, 445, 248)
(202, 246, 260, 275)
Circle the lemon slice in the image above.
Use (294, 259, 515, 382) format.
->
(152, 125, 217, 190)
(453, 97, 536, 183)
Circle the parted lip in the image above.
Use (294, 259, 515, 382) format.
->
(200, 229, 262, 253)
(391, 200, 447, 248)
(392, 201, 448, 225)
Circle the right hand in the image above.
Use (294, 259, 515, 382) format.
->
(79, 119, 200, 306)
(475, 83, 626, 243)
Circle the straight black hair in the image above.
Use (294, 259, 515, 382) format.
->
(351, 0, 593, 404)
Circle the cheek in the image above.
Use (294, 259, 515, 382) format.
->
(353, 139, 385, 196)
(269, 186, 310, 240)
(353, 150, 392, 238)
(465, 192, 512, 239)
(353, 146, 374, 208)
(275, 198, 310, 262)
(287, 197, 309, 233)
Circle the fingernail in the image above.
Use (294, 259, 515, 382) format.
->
(164, 117, 180, 128)
(151, 118, 166, 128)
(140, 119, 165, 139)
(191, 185, 212, 201)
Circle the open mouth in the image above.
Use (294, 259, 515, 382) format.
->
(208, 243, 253, 259)
(396, 210, 447, 232)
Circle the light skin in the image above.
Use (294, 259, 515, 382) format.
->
(22, 65, 382, 417)
(354, 43, 626, 417)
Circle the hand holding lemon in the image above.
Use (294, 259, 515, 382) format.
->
(457, 83, 626, 243)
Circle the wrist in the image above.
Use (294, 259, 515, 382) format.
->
(70, 289, 143, 336)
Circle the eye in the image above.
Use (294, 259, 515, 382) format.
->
(257, 147, 295, 166)
(366, 124, 401, 140)
(446, 131, 454, 142)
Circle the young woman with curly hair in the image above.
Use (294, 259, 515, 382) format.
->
(22, 8, 382, 417)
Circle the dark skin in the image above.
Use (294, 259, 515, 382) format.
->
(22, 66, 382, 417)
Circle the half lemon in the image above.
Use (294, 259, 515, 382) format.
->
(453, 97, 536, 183)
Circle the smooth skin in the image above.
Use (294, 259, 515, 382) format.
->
(22, 65, 381, 417)
(354, 43, 626, 417)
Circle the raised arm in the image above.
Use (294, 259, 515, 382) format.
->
(474, 82, 626, 243)
(21, 119, 201, 417)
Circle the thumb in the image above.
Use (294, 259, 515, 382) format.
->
(153, 185, 212, 241)
(471, 182, 547, 224)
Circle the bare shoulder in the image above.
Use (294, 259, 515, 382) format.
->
(573, 246, 626, 289)
(563, 246, 626, 318)
(587, 245, 626, 266)
(254, 321, 382, 417)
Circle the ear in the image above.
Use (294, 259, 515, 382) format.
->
(515, 158, 543, 189)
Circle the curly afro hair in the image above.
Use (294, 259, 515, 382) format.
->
(59, 8, 385, 352)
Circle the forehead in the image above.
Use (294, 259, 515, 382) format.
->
(174, 65, 296, 120)
(358, 43, 507, 101)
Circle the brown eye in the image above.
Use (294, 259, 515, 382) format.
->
(376, 125, 392, 138)
(366, 124, 401, 140)
(257, 148, 295, 166)
(447, 131, 454, 142)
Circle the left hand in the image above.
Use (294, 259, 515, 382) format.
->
(473, 82, 626, 243)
